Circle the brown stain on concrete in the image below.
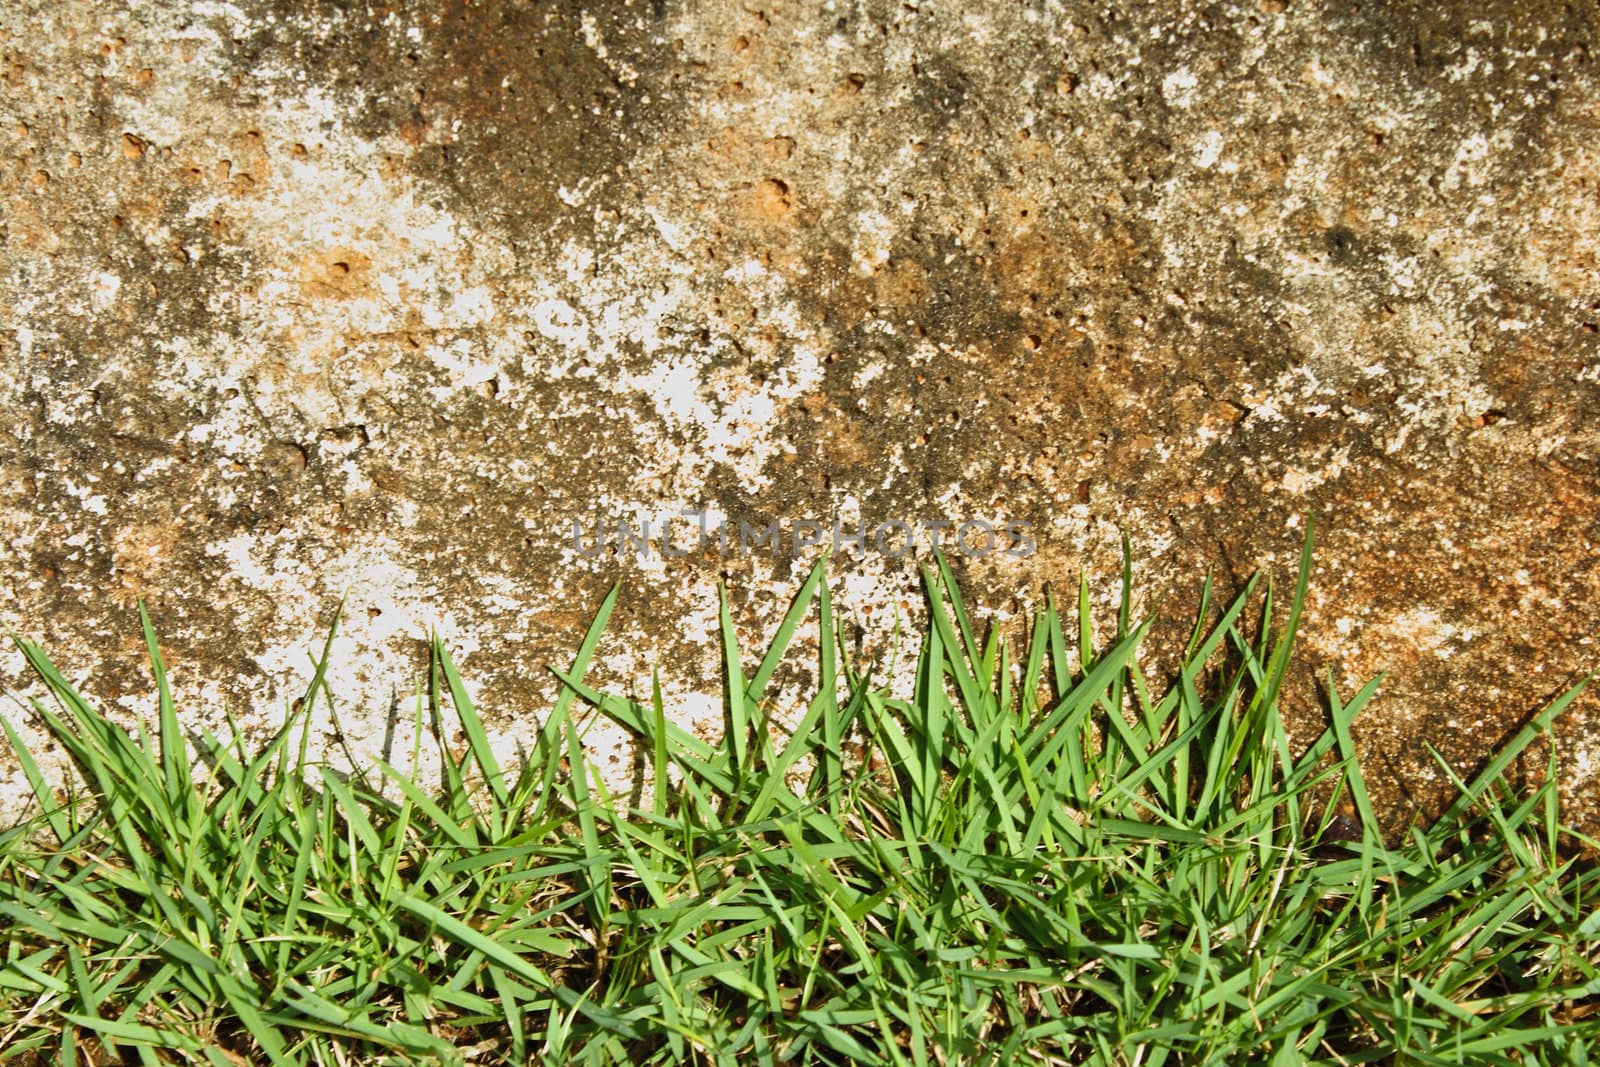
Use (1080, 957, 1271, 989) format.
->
(297, 248, 375, 301)
(109, 519, 183, 604)
(740, 178, 793, 224)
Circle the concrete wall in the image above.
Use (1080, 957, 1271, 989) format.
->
(3, 0, 1598, 831)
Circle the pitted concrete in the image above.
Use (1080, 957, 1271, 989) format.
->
(3, 1, 1598, 833)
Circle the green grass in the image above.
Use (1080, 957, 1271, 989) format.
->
(1, 532, 1597, 1064)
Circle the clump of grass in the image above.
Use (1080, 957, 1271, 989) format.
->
(1, 532, 1597, 1064)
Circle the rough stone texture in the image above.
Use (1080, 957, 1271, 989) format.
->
(3, 0, 1598, 833)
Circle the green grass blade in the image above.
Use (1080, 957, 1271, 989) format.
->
(719, 583, 752, 780)
(434, 638, 509, 812)
(137, 601, 190, 820)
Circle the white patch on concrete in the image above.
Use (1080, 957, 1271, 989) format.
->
(449, 286, 497, 328)
(89, 271, 122, 312)
(851, 209, 895, 275)
(533, 298, 589, 348)
(1162, 67, 1198, 108)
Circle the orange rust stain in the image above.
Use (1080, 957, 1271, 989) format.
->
(218, 127, 272, 196)
(297, 248, 376, 301)
(871, 257, 930, 309)
(115, 193, 166, 229)
(796, 393, 873, 469)
(110, 521, 182, 604)
(741, 177, 793, 223)
(819, 412, 872, 467)
(704, 125, 740, 159)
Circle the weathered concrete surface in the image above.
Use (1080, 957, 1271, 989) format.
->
(3, 1, 1598, 833)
